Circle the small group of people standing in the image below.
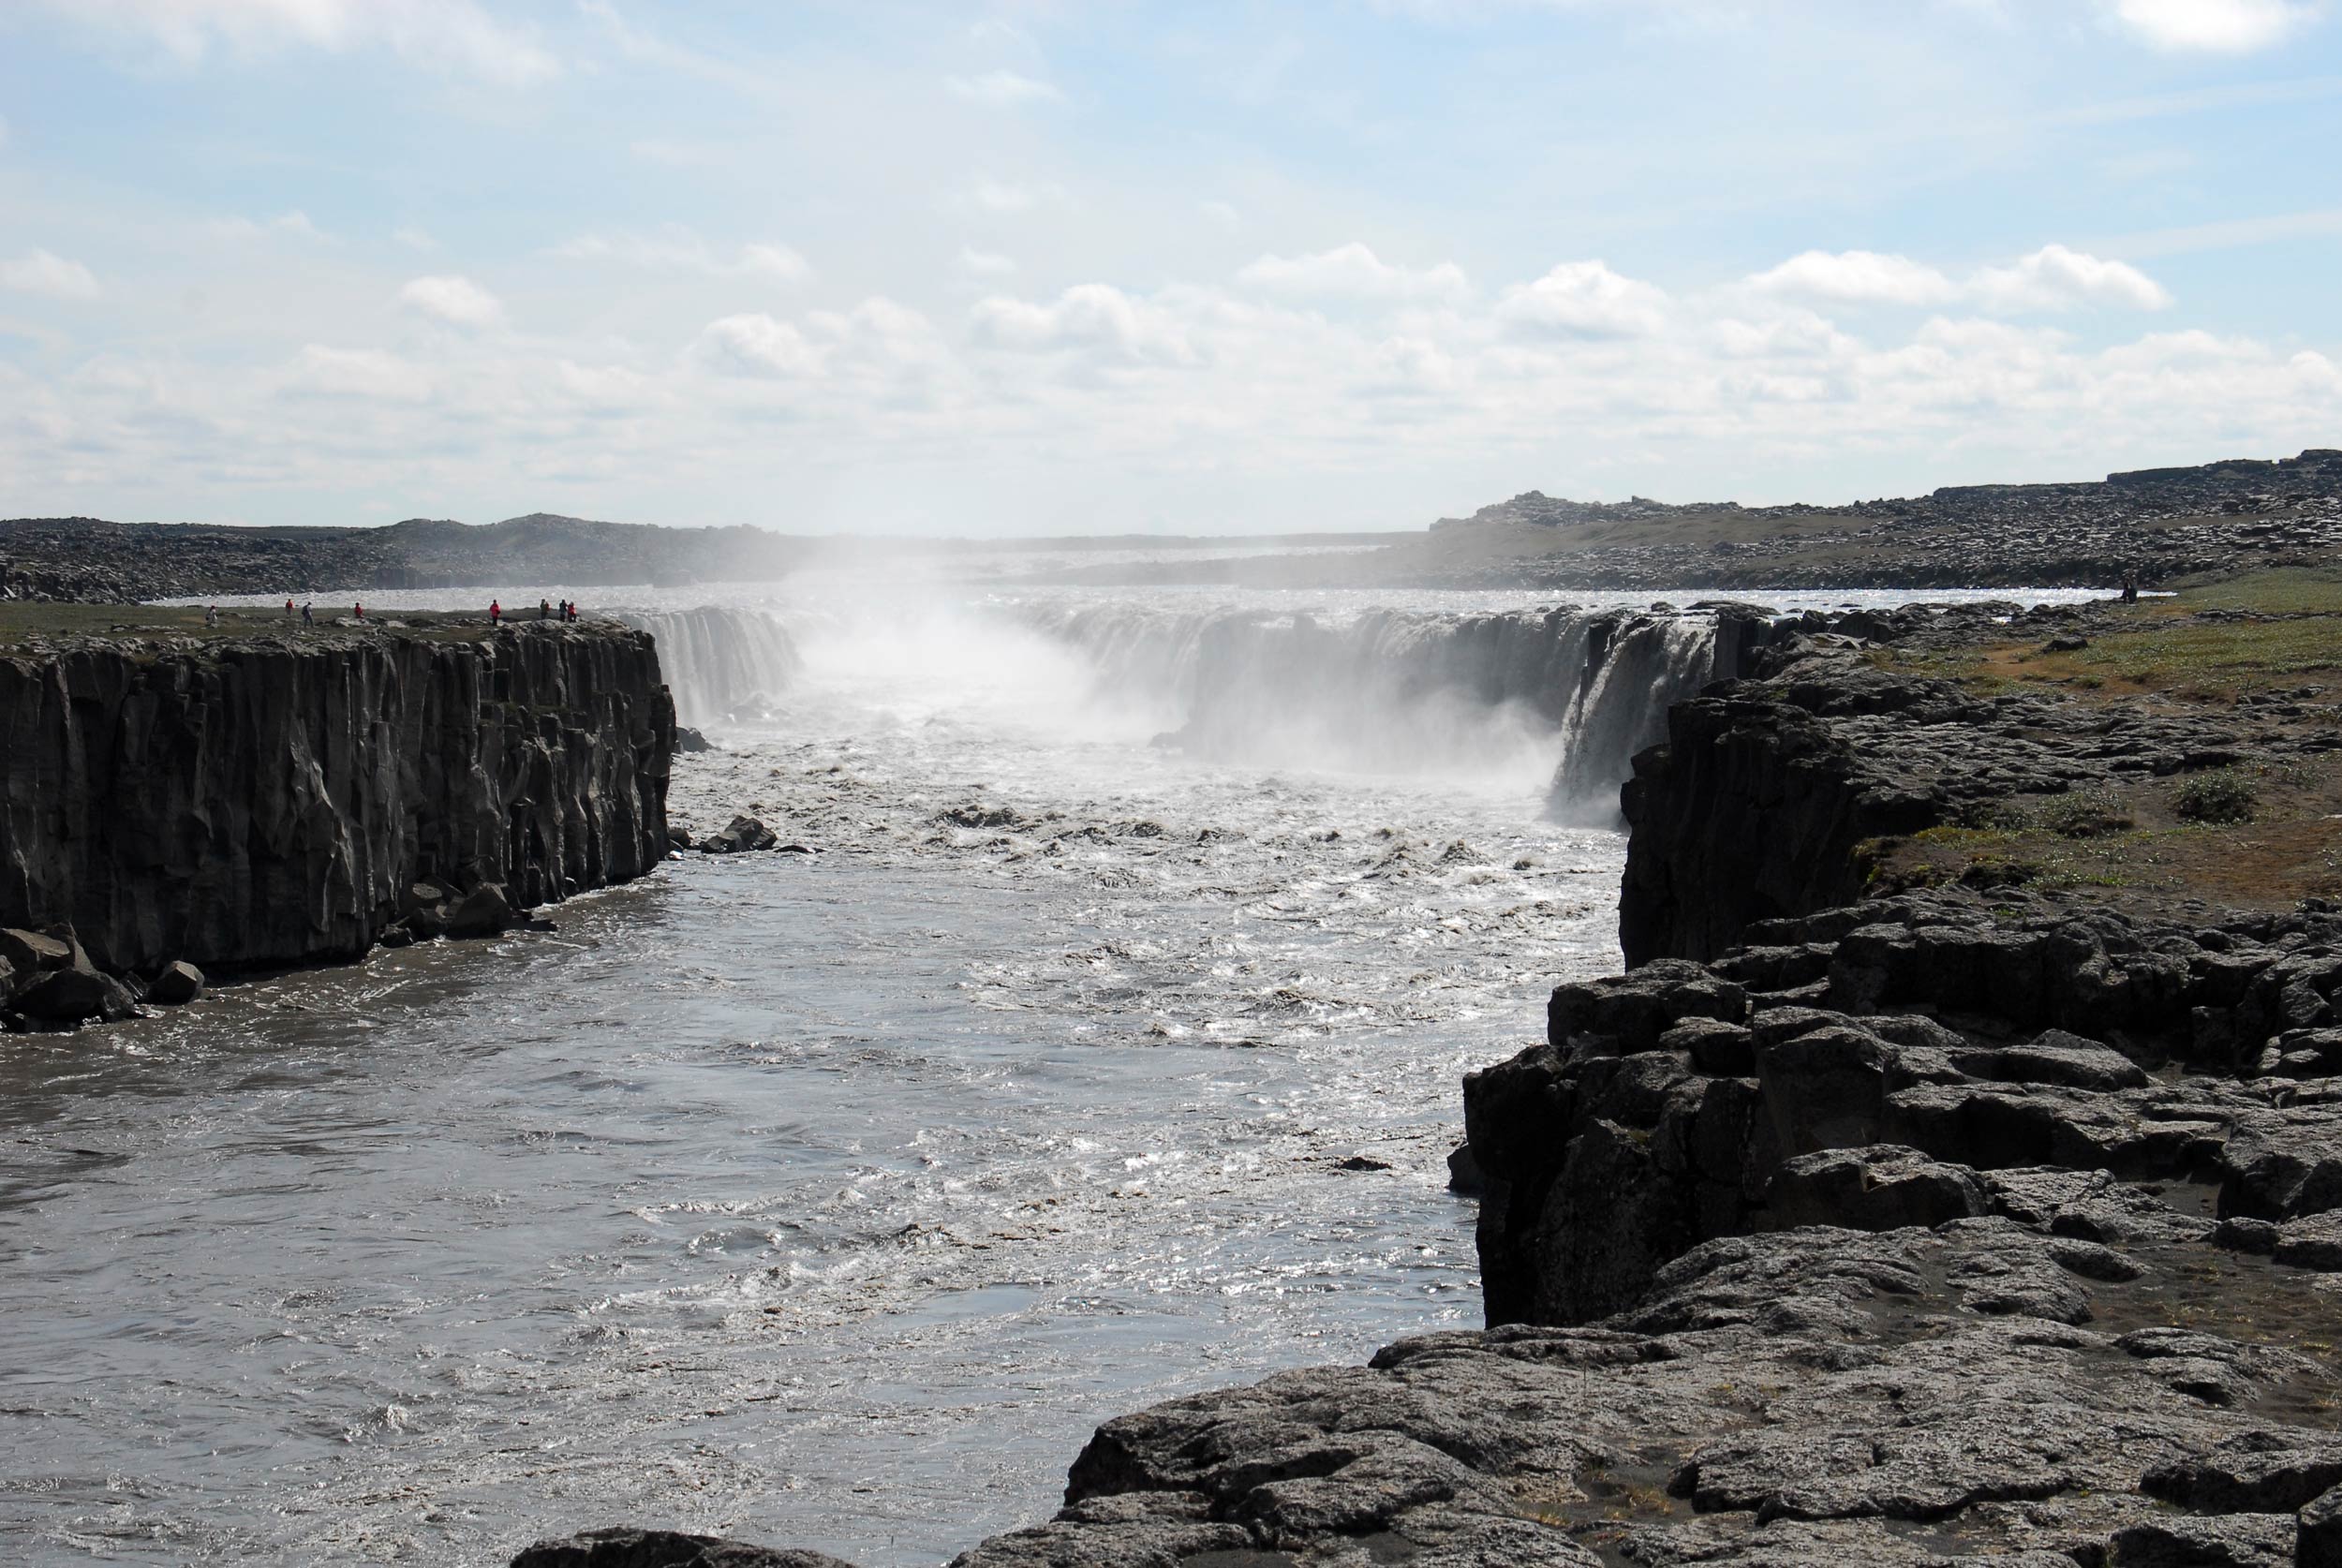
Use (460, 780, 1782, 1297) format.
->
(488, 599, 580, 626)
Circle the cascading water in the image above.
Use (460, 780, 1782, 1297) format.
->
(609, 605, 803, 727)
(1021, 600, 1742, 813)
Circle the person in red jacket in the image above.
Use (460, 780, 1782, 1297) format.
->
(490, 599, 502, 625)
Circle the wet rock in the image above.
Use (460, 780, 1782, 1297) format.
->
(15, 961, 139, 1024)
(1445, 1143, 1485, 1195)
(442, 884, 513, 939)
(511, 1525, 860, 1567)
(674, 726, 713, 753)
(145, 959, 204, 1005)
(700, 815, 778, 854)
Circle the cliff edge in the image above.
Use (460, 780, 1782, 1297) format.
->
(0, 606, 673, 1022)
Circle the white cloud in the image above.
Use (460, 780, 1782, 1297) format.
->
(2108, 0, 2317, 52)
(393, 226, 437, 251)
(212, 210, 331, 243)
(0, 249, 101, 300)
(1494, 260, 1668, 339)
(555, 230, 811, 283)
(37, 0, 558, 83)
(398, 274, 504, 329)
(958, 178, 1065, 214)
(971, 284, 1195, 363)
(1237, 243, 1471, 303)
(947, 69, 1063, 106)
(1746, 249, 1962, 306)
(1973, 244, 2174, 311)
(286, 345, 431, 401)
(556, 359, 664, 411)
(958, 245, 1018, 277)
(1751, 244, 2171, 313)
(694, 313, 823, 378)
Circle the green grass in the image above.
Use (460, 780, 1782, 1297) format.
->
(2054, 620, 2341, 691)
(2165, 565, 2342, 614)
(2172, 769, 2258, 824)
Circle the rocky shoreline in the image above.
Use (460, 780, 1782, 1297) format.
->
(0, 607, 674, 1030)
(511, 583, 2340, 1567)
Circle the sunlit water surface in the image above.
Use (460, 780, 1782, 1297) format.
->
(6, 580, 2099, 1565)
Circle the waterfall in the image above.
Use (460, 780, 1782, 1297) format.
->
(608, 606, 802, 728)
(1025, 602, 1751, 812)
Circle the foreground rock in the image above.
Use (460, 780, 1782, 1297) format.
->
(0, 619, 673, 1028)
(511, 1527, 855, 1568)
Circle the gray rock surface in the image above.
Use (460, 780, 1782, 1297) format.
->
(0, 622, 672, 1019)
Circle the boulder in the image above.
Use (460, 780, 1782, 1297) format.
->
(0, 927, 72, 975)
(510, 1527, 860, 1568)
(442, 884, 513, 939)
(145, 960, 204, 1006)
(700, 815, 778, 855)
(1445, 1142, 1485, 1196)
(16, 963, 139, 1024)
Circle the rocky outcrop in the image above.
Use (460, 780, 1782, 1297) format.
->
(1470, 888, 2342, 1328)
(0, 620, 671, 1018)
(1618, 602, 2342, 964)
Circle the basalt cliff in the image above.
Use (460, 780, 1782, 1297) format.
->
(0, 614, 673, 1027)
(519, 589, 2342, 1568)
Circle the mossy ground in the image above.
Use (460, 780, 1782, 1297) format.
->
(1862, 570, 2342, 909)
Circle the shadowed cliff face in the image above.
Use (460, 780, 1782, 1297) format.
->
(0, 622, 673, 975)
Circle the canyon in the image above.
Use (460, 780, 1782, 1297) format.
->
(512, 583, 2342, 1567)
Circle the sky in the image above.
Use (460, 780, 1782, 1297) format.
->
(2, 0, 2340, 535)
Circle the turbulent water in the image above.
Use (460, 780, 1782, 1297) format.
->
(6, 579, 2097, 1566)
